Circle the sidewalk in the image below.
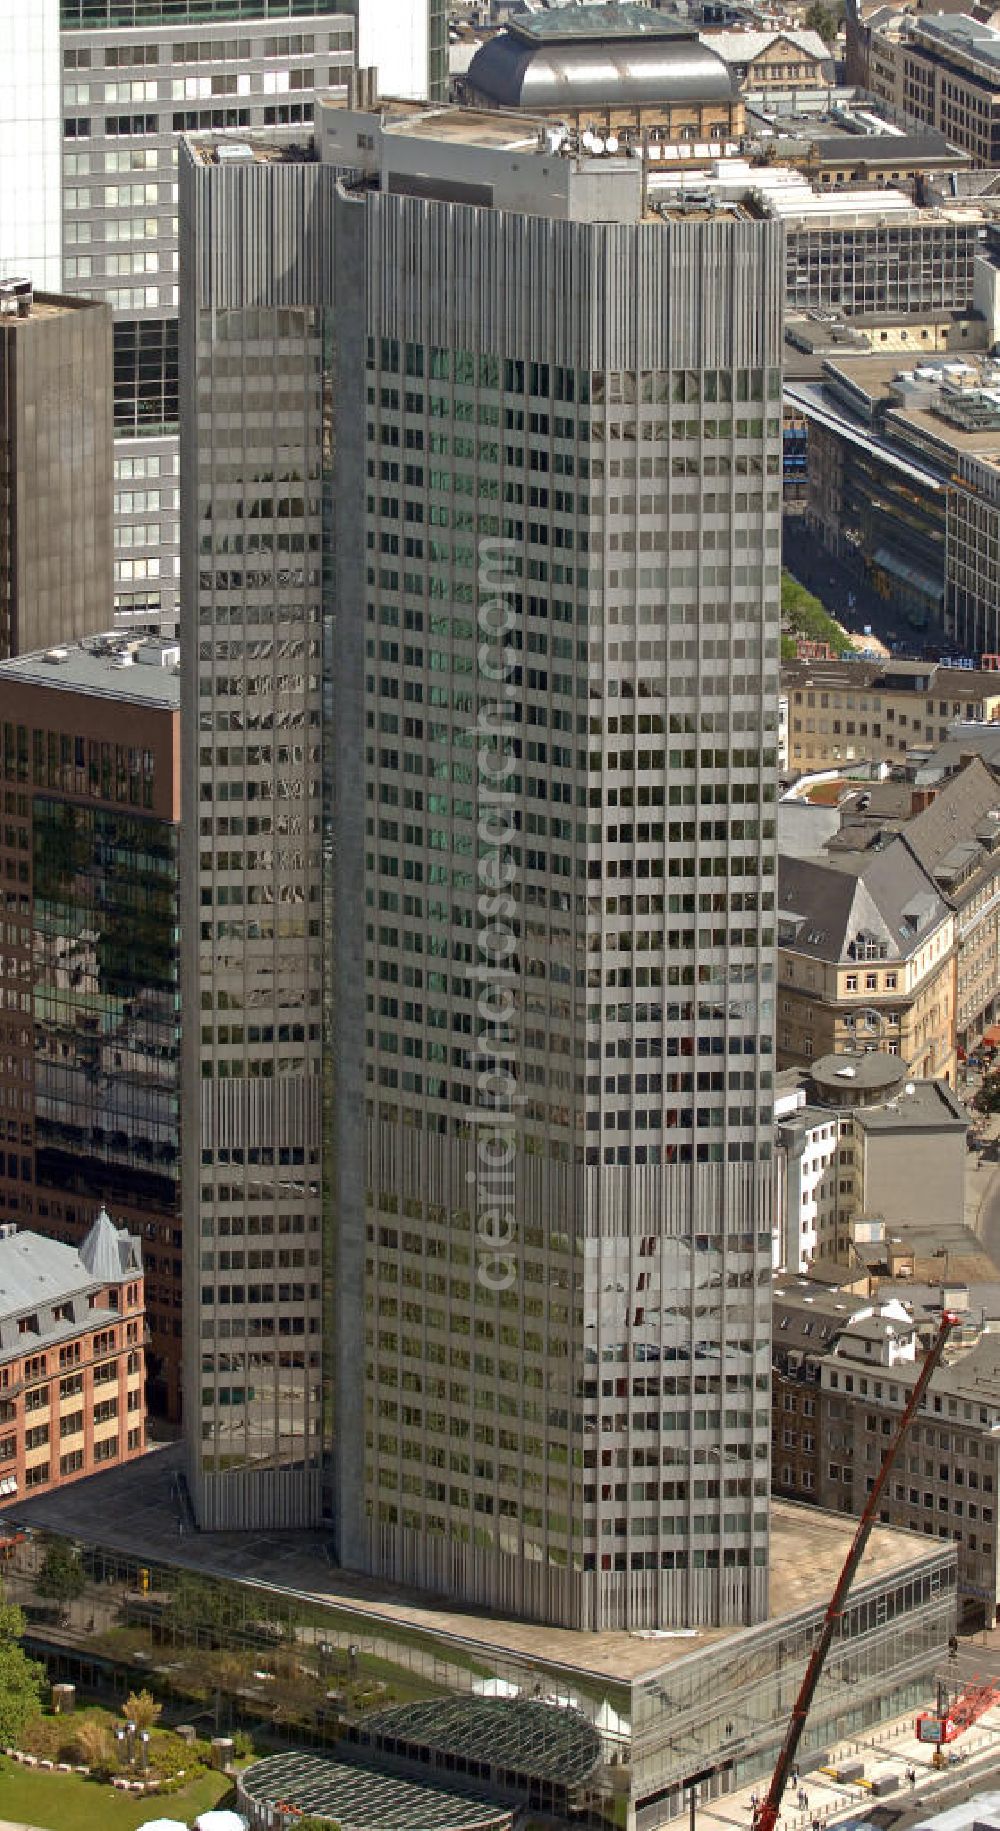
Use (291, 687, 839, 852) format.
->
(963, 1111, 1000, 1239)
(694, 1699, 1000, 1831)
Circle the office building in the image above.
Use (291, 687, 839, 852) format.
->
(649, 162, 997, 321)
(774, 1274, 1000, 1627)
(0, 3, 441, 639)
(0, 634, 181, 1419)
(781, 657, 1000, 774)
(0, 1207, 145, 1504)
(866, 13, 1000, 167)
(180, 97, 784, 1631)
(0, 0, 62, 289)
(838, 757, 1000, 1058)
(787, 350, 1000, 653)
(0, 279, 113, 658)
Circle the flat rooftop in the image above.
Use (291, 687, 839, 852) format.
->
(0, 287, 107, 326)
(0, 634, 179, 709)
(914, 13, 1000, 70)
(0, 1443, 945, 1686)
(853, 1081, 970, 1131)
(380, 105, 545, 149)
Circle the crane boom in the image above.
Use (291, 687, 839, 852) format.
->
(753, 1310, 958, 1831)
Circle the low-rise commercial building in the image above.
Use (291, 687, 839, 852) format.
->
(778, 840, 957, 1082)
(775, 1052, 969, 1268)
(821, 1323, 1000, 1625)
(782, 657, 1000, 774)
(867, 12, 1000, 167)
(772, 1266, 1000, 1623)
(0, 1208, 145, 1505)
(0, 1452, 960, 1825)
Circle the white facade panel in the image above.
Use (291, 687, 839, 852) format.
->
(0, 0, 62, 289)
(356, 0, 430, 99)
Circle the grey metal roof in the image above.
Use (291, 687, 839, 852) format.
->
(778, 836, 952, 965)
(466, 27, 737, 109)
(0, 1211, 141, 1360)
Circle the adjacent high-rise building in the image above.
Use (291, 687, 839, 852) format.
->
(0, 2, 442, 639)
(0, 278, 113, 658)
(181, 99, 782, 1630)
(0, 0, 62, 290)
(0, 632, 181, 1419)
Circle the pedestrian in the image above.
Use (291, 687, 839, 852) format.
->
(791, 1769, 799, 1788)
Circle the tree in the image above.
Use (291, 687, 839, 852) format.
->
(780, 571, 854, 658)
(0, 1588, 44, 1747)
(974, 1072, 1000, 1115)
(123, 1688, 162, 1732)
(805, 0, 841, 42)
(35, 1543, 85, 1618)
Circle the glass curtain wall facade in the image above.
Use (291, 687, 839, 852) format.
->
(181, 292, 327, 1528)
(180, 129, 782, 1628)
(32, 799, 178, 1215)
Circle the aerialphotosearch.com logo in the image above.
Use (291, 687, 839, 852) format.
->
(470, 537, 521, 1294)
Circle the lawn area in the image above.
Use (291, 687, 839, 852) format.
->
(0, 1759, 233, 1830)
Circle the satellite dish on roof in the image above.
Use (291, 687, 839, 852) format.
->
(606, 133, 619, 154)
(592, 135, 605, 154)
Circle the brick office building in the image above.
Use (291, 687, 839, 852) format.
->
(0, 1208, 145, 1504)
(0, 635, 180, 1418)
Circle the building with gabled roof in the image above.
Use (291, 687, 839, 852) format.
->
(793, 754, 1000, 1054)
(778, 835, 956, 1080)
(702, 25, 833, 92)
(0, 1207, 145, 1504)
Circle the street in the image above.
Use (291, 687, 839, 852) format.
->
(782, 517, 940, 660)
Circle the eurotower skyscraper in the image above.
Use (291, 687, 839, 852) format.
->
(181, 93, 782, 1630)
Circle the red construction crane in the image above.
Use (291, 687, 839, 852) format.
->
(752, 1310, 959, 1831)
(916, 1677, 1000, 1759)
